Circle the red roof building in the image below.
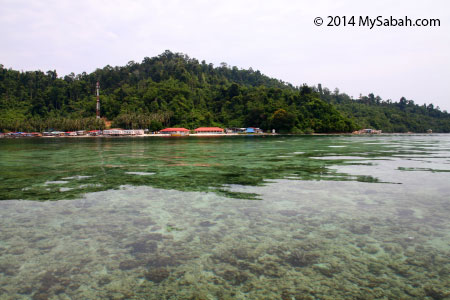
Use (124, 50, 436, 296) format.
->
(194, 127, 224, 134)
(160, 128, 190, 135)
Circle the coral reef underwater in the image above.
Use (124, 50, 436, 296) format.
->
(0, 135, 449, 299)
(0, 179, 449, 299)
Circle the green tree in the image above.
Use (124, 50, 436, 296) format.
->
(271, 109, 296, 132)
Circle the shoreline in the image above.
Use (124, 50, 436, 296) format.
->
(1, 132, 442, 139)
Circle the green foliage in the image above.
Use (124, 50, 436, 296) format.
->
(111, 112, 171, 129)
(1, 52, 448, 133)
(0, 115, 104, 132)
(271, 109, 296, 132)
(317, 86, 450, 133)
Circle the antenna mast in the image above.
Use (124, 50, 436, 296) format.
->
(96, 81, 100, 119)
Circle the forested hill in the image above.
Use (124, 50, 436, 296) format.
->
(319, 87, 450, 133)
(1, 50, 449, 133)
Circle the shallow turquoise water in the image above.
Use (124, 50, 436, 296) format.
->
(0, 135, 449, 299)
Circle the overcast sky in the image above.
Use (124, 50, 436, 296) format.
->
(1, 0, 449, 110)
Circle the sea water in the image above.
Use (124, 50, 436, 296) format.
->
(0, 135, 449, 299)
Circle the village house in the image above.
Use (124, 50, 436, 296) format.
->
(124, 129, 144, 135)
(159, 128, 190, 136)
(87, 130, 102, 136)
(354, 129, 382, 134)
(194, 127, 224, 134)
(103, 129, 126, 136)
(103, 129, 144, 136)
(245, 127, 263, 133)
(51, 131, 65, 136)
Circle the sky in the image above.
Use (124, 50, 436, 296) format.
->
(1, 0, 449, 110)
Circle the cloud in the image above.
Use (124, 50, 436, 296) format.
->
(1, 0, 449, 109)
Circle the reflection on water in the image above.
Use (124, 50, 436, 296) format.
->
(1, 134, 448, 201)
(0, 135, 449, 299)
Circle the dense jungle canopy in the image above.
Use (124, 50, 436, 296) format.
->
(1, 50, 449, 133)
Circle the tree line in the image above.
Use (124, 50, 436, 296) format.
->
(317, 84, 450, 132)
(0, 50, 449, 133)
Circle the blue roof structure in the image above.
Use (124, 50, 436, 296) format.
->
(246, 128, 255, 133)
